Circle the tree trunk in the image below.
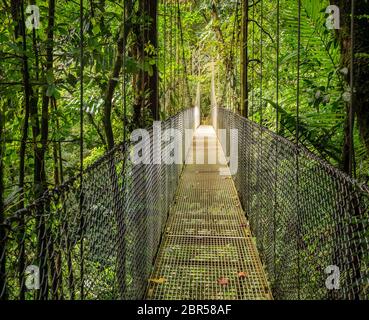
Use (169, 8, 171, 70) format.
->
(333, 0, 369, 298)
(11, 0, 33, 299)
(335, 1, 369, 174)
(103, 0, 133, 150)
(146, 0, 159, 120)
(133, 0, 159, 127)
(335, 0, 354, 175)
(353, 4, 369, 156)
(29, 0, 56, 299)
(210, 0, 235, 109)
(132, 18, 144, 128)
(101, 1, 135, 298)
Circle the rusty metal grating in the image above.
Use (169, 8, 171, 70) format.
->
(146, 126, 272, 300)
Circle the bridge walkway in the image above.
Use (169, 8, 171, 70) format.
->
(146, 126, 272, 300)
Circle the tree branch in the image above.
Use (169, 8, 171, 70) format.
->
(248, 19, 274, 43)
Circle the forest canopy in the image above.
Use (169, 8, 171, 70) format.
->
(0, 0, 369, 217)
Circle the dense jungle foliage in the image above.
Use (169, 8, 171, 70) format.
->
(0, 0, 368, 273)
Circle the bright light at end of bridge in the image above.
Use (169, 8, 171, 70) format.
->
(130, 123, 238, 176)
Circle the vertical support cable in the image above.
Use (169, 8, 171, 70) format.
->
(251, 2, 255, 121)
(247, 0, 256, 222)
(231, 0, 239, 113)
(135, 0, 144, 125)
(349, 0, 361, 300)
(275, 0, 280, 135)
(123, 0, 127, 144)
(18, 0, 31, 300)
(177, 1, 192, 109)
(174, 1, 178, 112)
(273, 0, 280, 289)
(169, 1, 173, 115)
(0, 69, 5, 301)
(175, 0, 180, 111)
(177, 0, 184, 109)
(259, 0, 263, 126)
(240, 0, 248, 117)
(246, 0, 255, 226)
(163, 0, 167, 116)
(296, 0, 301, 300)
(121, 0, 128, 299)
(349, 0, 355, 178)
(79, 0, 84, 300)
(256, 0, 263, 252)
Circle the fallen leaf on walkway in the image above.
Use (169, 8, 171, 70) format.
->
(149, 277, 166, 284)
(238, 272, 248, 279)
(218, 277, 229, 286)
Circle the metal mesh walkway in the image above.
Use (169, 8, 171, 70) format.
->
(146, 126, 272, 300)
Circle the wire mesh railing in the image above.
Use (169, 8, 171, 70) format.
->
(0, 107, 198, 300)
(215, 107, 369, 300)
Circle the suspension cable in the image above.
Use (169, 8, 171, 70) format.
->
(276, 1, 280, 134)
(349, 0, 355, 178)
(169, 0, 173, 115)
(259, 0, 263, 127)
(174, 0, 179, 112)
(163, 0, 167, 117)
(251, 2, 255, 121)
(256, 0, 264, 253)
(177, 0, 192, 109)
(296, 3, 301, 148)
(141, 1, 145, 122)
(79, 0, 85, 300)
(123, 0, 127, 143)
(176, 0, 183, 110)
(296, 0, 302, 300)
(176, 0, 182, 109)
(228, 0, 239, 112)
(273, 0, 280, 284)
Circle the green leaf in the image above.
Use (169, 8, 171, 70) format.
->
(46, 84, 56, 97)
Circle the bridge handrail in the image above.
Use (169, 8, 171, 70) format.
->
(0, 107, 199, 300)
(215, 107, 369, 300)
(223, 107, 369, 193)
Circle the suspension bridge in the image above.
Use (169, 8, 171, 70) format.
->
(0, 105, 368, 300)
(1, 0, 369, 302)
